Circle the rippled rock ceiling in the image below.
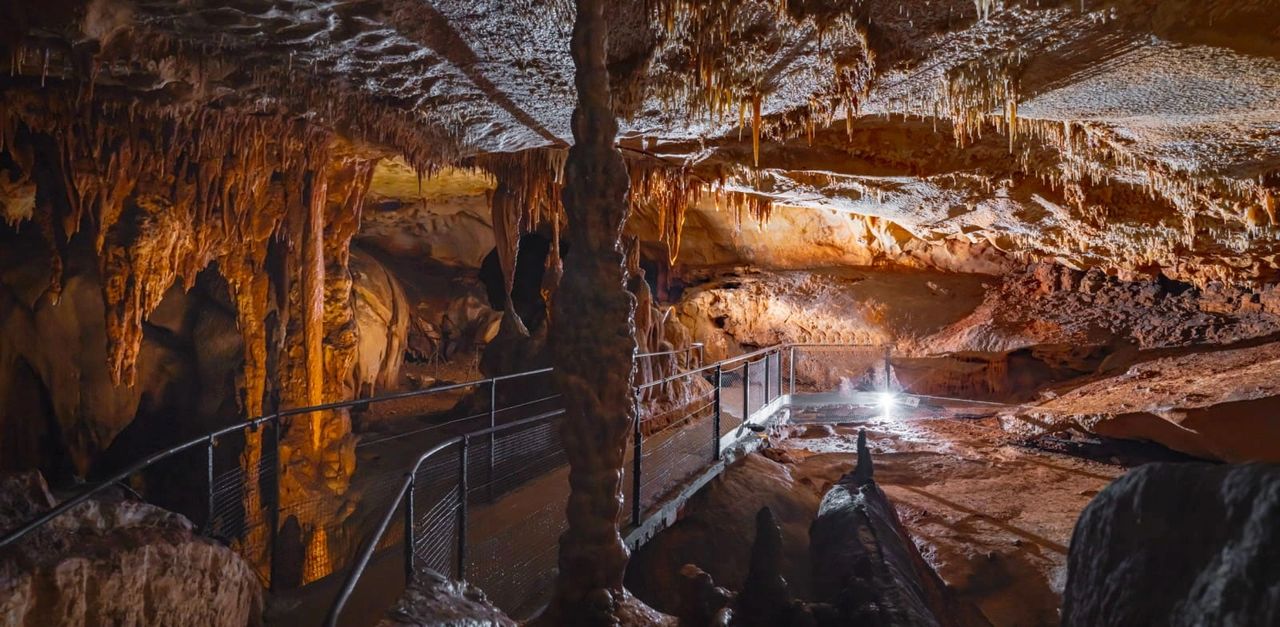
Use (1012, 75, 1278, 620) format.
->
(5, 0, 1278, 282)
(1, 0, 1277, 606)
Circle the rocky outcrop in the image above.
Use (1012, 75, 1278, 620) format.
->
(0, 238, 245, 479)
(638, 431, 987, 627)
(734, 507, 817, 627)
(350, 248, 411, 397)
(0, 472, 263, 627)
(626, 454, 821, 613)
(925, 264, 1280, 354)
(1062, 462, 1280, 626)
(1006, 341, 1280, 463)
(359, 164, 496, 269)
(808, 431, 988, 627)
(674, 267, 989, 362)
(379, 569, 516, 627)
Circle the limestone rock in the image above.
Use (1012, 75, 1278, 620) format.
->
(736, 508, 793, 626)
(0, 472, 264, 627)
(351, 248, 411, 397)
(379, 568, 516, 627)
(808, 431, 989, 627)
(1062, 462, 1280, 626)
(675, 565, 733, 627)
(1009, 341, 1280, 462)
(626, 454, 821, 614)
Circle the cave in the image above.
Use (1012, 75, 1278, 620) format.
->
(1, 1, 1278, 626)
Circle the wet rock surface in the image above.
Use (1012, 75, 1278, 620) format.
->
(0, 471, 263, 627)
(771, 411, 1123, 626)
(378, 569, 516, 627)
(808, 432, 988, 627)
(1062, 462, 1280, 627)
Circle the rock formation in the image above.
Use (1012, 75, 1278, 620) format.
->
(1062, 462, 1280, 626)
(545, 0, 649, 623)
(1, 0, 1279, 623)
(380, 568, 517, 627)
(1006, 341, 1280, 462)
(808, 430, 988, 627)
(0, 471, 263, 627)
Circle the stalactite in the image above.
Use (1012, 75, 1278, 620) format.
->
(473, 148, 568, 317)
(647, 0, 873, 148)
(0, 89, 414, 584)
(751, 93, 762, 167)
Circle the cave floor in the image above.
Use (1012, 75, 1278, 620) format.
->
(775, 405, 1125, 627)
(273, 386, 1124, 627)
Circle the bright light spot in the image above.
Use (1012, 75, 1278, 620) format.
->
(877, 392, 898, 410)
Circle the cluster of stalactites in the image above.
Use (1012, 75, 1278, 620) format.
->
(471, 147, 777, 268)
(0, 91, 394, 422)
(647, 0, 874, 166)
(628, 158, 776, 262)
(977, 118, 1280, 286)
(973, 0, 1001, 21)
(1014, 119, 1280, 241)
(473, 148, 568, 300)
(920, 45, 1279, 278)
(1, 93, 317, 392)
(4, 28, 459, 179)
(939, 49, 1026, 151)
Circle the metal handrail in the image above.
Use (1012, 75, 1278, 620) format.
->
(0, 367, 554, 549)
(637, 343, 880, 391)
(325, 408, 566, 627)
(4, 339, 891, 625)
(635, 343, 703, 360)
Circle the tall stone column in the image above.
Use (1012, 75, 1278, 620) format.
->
(547, 0, 640, 623)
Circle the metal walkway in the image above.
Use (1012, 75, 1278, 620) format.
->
(0, 343, 916, 626)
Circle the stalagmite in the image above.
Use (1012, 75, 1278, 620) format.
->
(544, 0, 651, 623)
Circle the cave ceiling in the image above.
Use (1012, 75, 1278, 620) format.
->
(3, 0, 1279, 283)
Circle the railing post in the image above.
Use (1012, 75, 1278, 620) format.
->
(789, 346, 795, 397)
(487, 380, 496, 502)
(713, 365, 722, 461)
(764, 351, 771, 404)
(631, 396, 642, 528)
(458, 436, 469, 580)
(743, 359, 750, 421)
(773, 351, 780, 398)
(204, 435, 215, 535)
(267, 418, 281, 592)
(404, 471, 416, 584)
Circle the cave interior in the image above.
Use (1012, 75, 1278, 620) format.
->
(1, 1, 1278, 626)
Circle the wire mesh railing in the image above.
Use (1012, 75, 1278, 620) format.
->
(326, 409, 567, 626)
(0, 366, 557, 592)
(4, 341, 897, 627)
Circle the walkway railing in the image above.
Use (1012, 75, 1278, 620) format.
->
(1, 340, 900, 626)
(0, 366, 557, 589)
(325, 343, 888, 625)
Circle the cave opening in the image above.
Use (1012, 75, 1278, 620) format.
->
(2, 1, 1279, 626)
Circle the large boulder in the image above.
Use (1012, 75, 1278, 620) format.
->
(1062, 462, 1280, 626)
(350, 249, 411, 397)
(0, 472, 263, 626)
